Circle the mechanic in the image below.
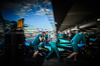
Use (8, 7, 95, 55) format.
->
(32, 32, 46, 58)
(43, 31, 49, 45)
(44, 31, 48, 41)
(75, 30, 80, 34)
(45, 35, 61, 62)
(57, 31, 61, 38)
(65, 29, 87, 62)
(59, 32, 66, 38)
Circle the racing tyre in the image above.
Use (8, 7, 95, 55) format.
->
(81, 48, 96, 60)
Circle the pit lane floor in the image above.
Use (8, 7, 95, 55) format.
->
(43, 56, 99, 66)
(24, 54, 100, 66)
(25, 36, 100, 66)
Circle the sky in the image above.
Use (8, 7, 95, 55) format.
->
(0, 0, 55, 31)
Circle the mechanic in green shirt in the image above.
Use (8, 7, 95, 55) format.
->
(44, 31, 48, 41)
(65, 29, 87, 62)
(57, 31, 61, 38)
(32, 32, 46, 58)
(45, 35, 61, 62)
(59, 32, 66, 38)
(43, 31, 49, 45)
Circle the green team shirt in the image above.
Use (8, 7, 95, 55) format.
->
(72, 32, 86, 44)
(44, 34, 48, 40)
(32, 34, 42, 44)
(60, 34, 65, 38)
(51, 38, 59, 48)
(57, 34, 61, 38)
(55, 34, 59, 37)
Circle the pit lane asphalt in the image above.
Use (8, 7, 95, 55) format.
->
(25, 36, 100, 66)
(24, 54, 99, 66)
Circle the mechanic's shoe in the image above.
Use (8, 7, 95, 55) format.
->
(73, 61, 78, 64)
(32, 57, 37, 62)
(65, 58, 70, 64)
(65, 58, 69, 62)
(45, 57, 49, 61)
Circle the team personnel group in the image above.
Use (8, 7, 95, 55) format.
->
(31, 29, 87, 63)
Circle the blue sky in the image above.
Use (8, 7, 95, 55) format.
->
(0, 0, 55, 31)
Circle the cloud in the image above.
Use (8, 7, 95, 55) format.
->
(34, 8, 45, 15)
(47, 2, 51, 5)
(14, 5, 32, 17)
(42, 0, 52, 7)
(34, 12, 45, 15)
(46, 9, 50, 11)
(21, 9, 26, 12)
(47, 15, 53, 18)
(34, 8, 53, 16)
(14, 11, 27, 18)
(27, 9, 32, 12)
(27, 3, 31, 6)
(0, 1, 31, 17)
(23, 6, 29, 9)
(33, 4, 37, 8)
(45, 9, 53, 13)
(37, 8, 44, 12)
(13, 1, 44, 17)
(1, 0, 53, 17)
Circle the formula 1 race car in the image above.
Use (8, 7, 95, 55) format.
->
(38, 38, 85, 56)
(25, 38, 84, 57)
(25, 38, 99, 60)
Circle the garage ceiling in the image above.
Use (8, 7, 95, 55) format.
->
(51, 0, 100, 31)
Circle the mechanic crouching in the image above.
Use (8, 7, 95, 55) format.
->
(65, 29, 87, 63)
